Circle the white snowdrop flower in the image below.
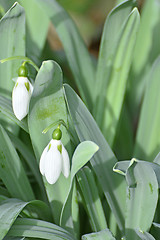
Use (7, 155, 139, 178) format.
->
(39, 127, 70, 184)
(12, 76, 33, 121)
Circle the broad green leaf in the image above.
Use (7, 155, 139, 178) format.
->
(0, 125, 35, 201)
(0, 95, 28, 133)
(134, 57, 160, 160)
(0, 2, 25, 132)
(19, 0, 49, 64)
(33, 0, 95, 109)
(7, 218, 76, 240)
(77, 167, 107, 231)
(0, 198, 28, 240)
(123, 159, 158, 240)
(82, 228, 116, 240)
(94, 7, 139, 145)
(64, 84, 126, 234)
(28, 60, 73, 225)
(60, 141, 99, 228)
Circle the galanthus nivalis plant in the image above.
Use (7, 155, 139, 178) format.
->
(39, 126, 70, 184)
(1, 1, 160, 240)
(12, 64, 33, 121)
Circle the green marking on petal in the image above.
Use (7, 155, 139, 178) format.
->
(25, 82, 30, 92)
(48, 143, 51, 151)
(57, 144, 62, 153)
(15, 82, 18, 87)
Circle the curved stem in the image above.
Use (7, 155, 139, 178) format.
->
(0, 56, 39, 72)
(42, 119, 68, 134)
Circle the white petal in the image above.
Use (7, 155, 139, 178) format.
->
(44, 143, 62, 184)
(61, 144, 70, 178)
(39, 143, 49, 176)
(12, 77, 33, 120)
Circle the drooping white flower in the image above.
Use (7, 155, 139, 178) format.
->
(12, 77, 33, 121)
(39, 139, 70, 184)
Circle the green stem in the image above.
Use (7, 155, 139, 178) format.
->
(42, 119, 77, 145)
(42, 119, 68, 134)
(0, 56, 39, 72)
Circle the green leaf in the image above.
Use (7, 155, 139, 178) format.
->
(0, 198, 28, 240)
(0, 95, 28, 133)
(134, 57, 160, 160)
(8, 132, 44, 195)
(7, 218, 76, 240)
(0, 125, 35, 201)
(96, 0, 136, 103)
(77, 167, 107, 231)
(0, 186, 10, 198)
(0, 2, 25, 96)
(18, 0, 49, 64)
(60, 141, 99, 228)
(132, 0, 160, 75)
(4, 237, 25, 240)
(123, 159, 158, 240)
(71, 141, 99, 180)
(28, 60, 72, 224)
(64, 84, 126, 234)
(0, 2, 25, 132)
(0, 198, 55, 240)
(33, 0, 95, 109)
(114, 159, 160, 188)
(128, 0, 160, 116)
(94, 4, 139, 146)
(82, 228, 116, 240)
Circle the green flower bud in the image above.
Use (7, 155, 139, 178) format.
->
(18, 65, 28, 77)
(52, 128, 62, 140)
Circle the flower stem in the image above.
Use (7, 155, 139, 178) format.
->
(0, 56, 39, 72)
(42, 119, 68, 134)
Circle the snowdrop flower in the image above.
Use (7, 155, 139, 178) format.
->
(39, 128, 70, 184)
(12, 65, 33, 121)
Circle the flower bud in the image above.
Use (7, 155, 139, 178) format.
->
(12, 77, 33, 121)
